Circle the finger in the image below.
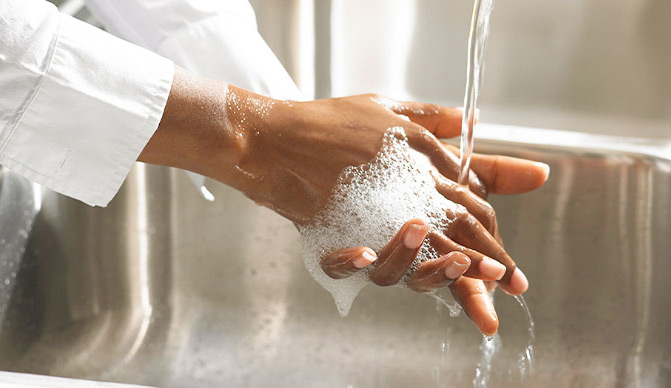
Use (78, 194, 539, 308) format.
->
(370, 218, 429, 286)
(484, 280, 498, 292)
(450, 277, 499, 336)
(426, 231, 506, 282)
(387, 101, 464, 138)
(407, 127, 487, 198)
(407, 251, 471, 292)
(444, 144, 550, 194)
(501, 269, 529, 296)
(431, 171, 500, 240)
(447, 213, 528, 295)
(320, 246, 377, 279)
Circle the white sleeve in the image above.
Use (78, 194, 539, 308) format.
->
(0, 0, 174, 207)
(83, 0, 302, 196)
(83, 0, 302, 101)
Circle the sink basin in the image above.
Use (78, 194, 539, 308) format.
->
(0, 126, 669, 387)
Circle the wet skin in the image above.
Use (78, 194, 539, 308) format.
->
(140, 67, 549, 336)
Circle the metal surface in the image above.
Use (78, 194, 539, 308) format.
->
(0, 131, 669, 387)
(308, 0, 671, 138)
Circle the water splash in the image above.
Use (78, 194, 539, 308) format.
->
(429, 288, 463, 318)
(430, 290, 536, 387)
(511, 295, 535, 379)
(472, 294, 536, 387)
(473, 333, 501, 388)
(433, 299, 455, 388)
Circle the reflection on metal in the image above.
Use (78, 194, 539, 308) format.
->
(330, 0, 417, 99)
(122, 164, 153, 365)
(0, 130, 670, 387)
(0, 169, 41, 327)
(625, 166, 654, 387)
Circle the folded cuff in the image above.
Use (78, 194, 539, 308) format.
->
(0, 11, 174, 207)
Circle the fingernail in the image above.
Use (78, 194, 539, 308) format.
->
(479, 257, 506, 280)
(444, 258, 470, 280)
(509, 268, 529, 294)
(535, 162, 551, 182)
(403, 223, 429, 249)
(353, 249, 377, 269)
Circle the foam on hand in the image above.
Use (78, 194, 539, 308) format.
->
(299, 127, 465, 316)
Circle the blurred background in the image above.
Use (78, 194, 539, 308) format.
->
(59, 0, 671, 138)
(253, 0, 671, 139)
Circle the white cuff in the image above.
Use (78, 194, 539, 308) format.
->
(0, 11, 174, 207)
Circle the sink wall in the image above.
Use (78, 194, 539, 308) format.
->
(0, 133, 669, 387)
(251, 0, 671, 138)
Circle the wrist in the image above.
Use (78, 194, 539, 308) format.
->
(140, 68, 232, 175)
(141, 69, 275, 191)
(214, 86, 289, 192)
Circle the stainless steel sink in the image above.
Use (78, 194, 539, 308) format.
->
(0, 127, 669, 388)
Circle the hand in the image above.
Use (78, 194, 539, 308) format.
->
(139, 68, 549, 335)
(320, 148, 548, 335)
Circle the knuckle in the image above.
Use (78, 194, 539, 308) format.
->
(425, 103, 442, 116)
(487, 209, 497, 226)
(455, 209, 470, 224)
(483, 203, 496, 221)
(415, 126, 433, 140)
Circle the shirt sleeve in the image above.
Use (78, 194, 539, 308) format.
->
(0, 0, 174, 207)
(83, 0, 301, 101)
(83, 0, 301, 197)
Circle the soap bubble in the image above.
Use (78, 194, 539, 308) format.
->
(300, 127, 465, 316)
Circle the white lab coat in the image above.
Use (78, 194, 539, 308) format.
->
(0, 0, 300, 207)
(83, 0, 302, 197)
(84, 0, 301, 101)
(0, 0, 173, 206)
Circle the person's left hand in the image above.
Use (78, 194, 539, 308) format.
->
(318, 143, 548, 335)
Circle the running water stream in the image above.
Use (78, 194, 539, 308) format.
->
(456, 1, 535, 386)
(458, 0, 494, 186)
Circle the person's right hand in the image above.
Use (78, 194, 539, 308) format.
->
(319, 147, 548, 336)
